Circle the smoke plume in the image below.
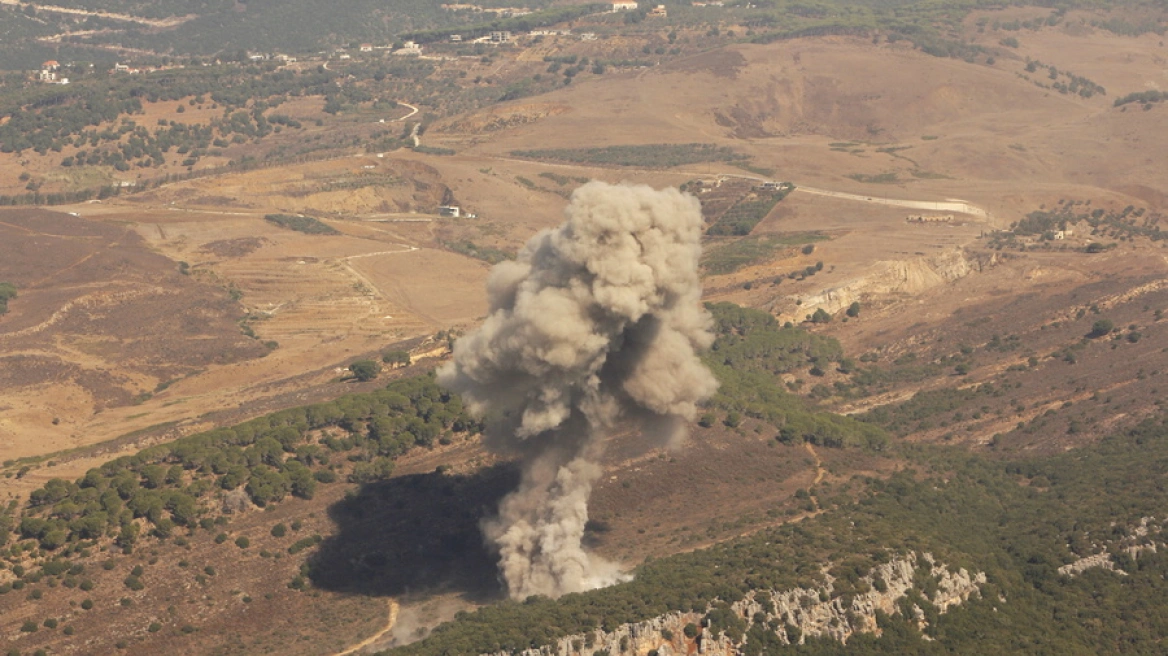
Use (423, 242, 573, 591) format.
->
(437, 181, 717, 599)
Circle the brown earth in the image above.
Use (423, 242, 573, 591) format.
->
(4, 21, 1168, 655)
(0, 209, 267, 465)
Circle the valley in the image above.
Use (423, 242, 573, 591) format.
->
(0, 1, 1167, 654)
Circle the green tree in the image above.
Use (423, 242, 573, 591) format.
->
(382, 350, 411, 367)
(39, 529, 67, 550)
(1089, 319, 1114, 338)
(140, 464, 166, 489)
(349, 360, 381, 382)
(0, 282, 16, 314)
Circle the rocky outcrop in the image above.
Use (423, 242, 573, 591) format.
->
(482, 553, 985, 656)
(1058, 552, 1121, 577)
(1058, 516, 1164, 577)
(798, 248, 998, 316)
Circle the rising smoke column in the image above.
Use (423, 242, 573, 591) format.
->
(437, 181, 718, 600)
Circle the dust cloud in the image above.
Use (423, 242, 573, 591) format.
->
(438, 181, 717, 599)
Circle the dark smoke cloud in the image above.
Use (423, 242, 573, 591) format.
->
(438, 181, 717, 599)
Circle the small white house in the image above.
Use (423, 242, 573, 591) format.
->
(611, 1, 639, 10)
(38, 61, 69, 84)
(439, 206, 461, 218)
(394, 41, 423, 56)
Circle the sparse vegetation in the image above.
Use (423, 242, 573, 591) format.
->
(847, 172, 900, 184)
(993, 199, 1165, 250)
(702, 303, 886, 450)
(441, 239, 514, 264)
(1114, 90, 1167, 108)
(263, 214, 339, 235)
(702, 232, 822, 275)
(511, 143, 748, 168)
(0, 282, 15, 314)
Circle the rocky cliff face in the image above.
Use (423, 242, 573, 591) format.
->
(483, 552, 985, 656)
(799, 248, 999, 316)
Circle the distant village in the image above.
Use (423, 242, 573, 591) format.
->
(31, 0, 704, 84)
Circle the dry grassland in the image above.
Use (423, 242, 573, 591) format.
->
(3, 21, 1168, 655)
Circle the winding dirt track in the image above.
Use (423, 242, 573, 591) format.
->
(0, 0, 191, 26)
(804, 442, 826, 486)
(334, 599, 400, 656)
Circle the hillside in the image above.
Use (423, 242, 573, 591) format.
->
(0, 0, 559, 67)
(1, 2, 1168, 654)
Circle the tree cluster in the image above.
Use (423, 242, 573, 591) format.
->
(388, 414, 1168, 655)
(10, 375, 474, 555)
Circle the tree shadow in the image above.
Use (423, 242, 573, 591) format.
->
(308, 462, 518, 602)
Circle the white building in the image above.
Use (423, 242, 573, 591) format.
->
(394, 41, 423, 56)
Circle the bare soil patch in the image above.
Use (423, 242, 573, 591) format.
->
(0, 208, 265, 462)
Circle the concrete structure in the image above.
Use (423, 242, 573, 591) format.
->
(439, 206, 462, 218)
(38, 61, 68, 84)
(611, 1, 638, 10)
(394, 41, 422, 56)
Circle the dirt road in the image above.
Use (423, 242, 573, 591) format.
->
(334, 599, 399, 656)
(479, 158, 990, 219)
(804, 442, 825, 486)
(792, 185, 988, 218)
(0, 0, 190, 26)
